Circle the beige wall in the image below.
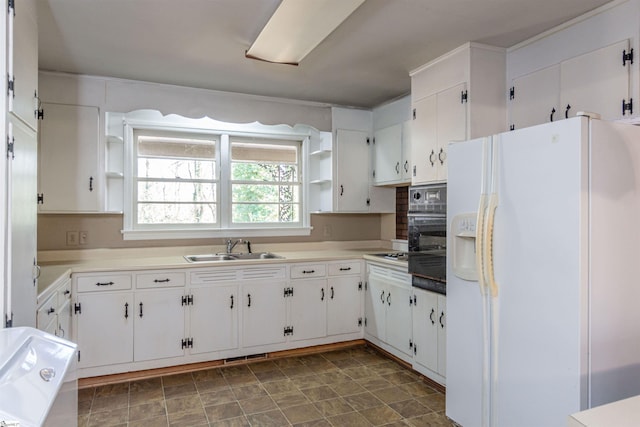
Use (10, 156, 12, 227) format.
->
(38, 213, 387, 251)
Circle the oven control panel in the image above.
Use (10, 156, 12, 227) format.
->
(409, 184, 447, 214)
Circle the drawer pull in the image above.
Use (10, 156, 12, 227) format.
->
(125, 302, 129, 319)
(321, 288, 325, 301)
(247, 294, 252, 307)
(330, 286, 334, 300)
(96, 281, 114, 287)
(339, 267, 352, 271)
(153, 278, 170, 283)
(230, 295, 234, 309)
(139, 302, 144, 318)
(47, 307, 55, 315)
(302, 270, 315, 274)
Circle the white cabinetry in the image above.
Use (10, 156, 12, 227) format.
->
(242, 280, 288, 348)
(364, 262, 413, 362)
(373, 123, 412, 185)
(410, 43, 506, 185)
(327, 261, 363, 336)
(290, 278, 327, 342)
(38, 103, 101, 212)
(412, 287, 446, 385)
(36, 274, 72, 339)
(189, 283, 238, 355)
(509, 40, 631, 129)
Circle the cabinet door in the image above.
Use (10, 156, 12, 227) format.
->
(560, 40, 630, 121)
(437, 294, 446, 375)
(8, 0, 38, 130)
(401, 120, 412, 182)
(385, 277, 413, 357)
(509, 65, 560, 130)
(56, 299, 72, 340)
(242, 282, 288, 348)
(290, 279, 327, 341)
(75, 292, 134, 368)
(190, 285, 238, 355)
(134, 289, 186, 362)
(412, 288, 438, 371)
(336, 129, 370, 212)
(39, 103, 100, 212)
(364, 271, 387, 342)
(8, 118, 37, 327)
(327, 276, 362, 336)
(373, 124, 403, 184)
(411, 95, 437, 184)
(436, 83, 467, 182)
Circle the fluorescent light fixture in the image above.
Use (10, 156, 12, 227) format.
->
(246, 0, 366, 65)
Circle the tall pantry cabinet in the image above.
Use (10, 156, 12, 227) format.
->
(2, 0, 39, 327)
(410, 43, 506, 184)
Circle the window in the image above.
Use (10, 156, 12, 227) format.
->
(122, 115, 310, 239)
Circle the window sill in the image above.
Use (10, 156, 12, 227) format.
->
(122, 227, 313, 241)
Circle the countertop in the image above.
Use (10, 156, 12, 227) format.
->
(568, 395, 640, 427)
(38, 242, 408, 296)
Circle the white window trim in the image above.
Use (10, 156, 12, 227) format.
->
(120, 110, 317, 240)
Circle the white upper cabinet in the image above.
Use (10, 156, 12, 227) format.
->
(8, 0, 38, 130)
(509, 40, 631, 129)
(38, 103, 101, 213)
(372, 95, 412, 186)
(410, 43, 506, 185)
(373, 124, 403, 184)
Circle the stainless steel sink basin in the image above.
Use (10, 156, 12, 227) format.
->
(184, 252, 284, 263)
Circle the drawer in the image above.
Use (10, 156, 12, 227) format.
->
(136, 271, 185, 289)
(76, 274, 132, 292)
(37, 293, 57, 328)
(328, 260, 361, 276)
(290, 263, 326, 279)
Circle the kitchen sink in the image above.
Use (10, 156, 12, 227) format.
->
(184, 252, 284, 263)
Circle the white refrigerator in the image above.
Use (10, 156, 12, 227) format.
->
(446, 115, 640, 427)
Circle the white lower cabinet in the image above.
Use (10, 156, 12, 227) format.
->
(412, 287, 446, 385)
(242, 281, 288, 348)
(290, 279, 327, 342)
(189, 285, 238, 355)
(327, 275, 363, 336)
(365, 262, 413, 362)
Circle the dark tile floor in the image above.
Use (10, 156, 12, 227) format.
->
(78, 346, 453, 426)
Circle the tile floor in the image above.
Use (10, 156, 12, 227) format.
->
(78, 345, 453, 426)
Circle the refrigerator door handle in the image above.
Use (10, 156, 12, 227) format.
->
(484, 193, 499, 297)
(476, 193, 489, 295)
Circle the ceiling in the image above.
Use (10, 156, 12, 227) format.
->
(37, 0, 613, 108)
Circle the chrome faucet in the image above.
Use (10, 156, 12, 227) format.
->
(225, 238, 243, 253)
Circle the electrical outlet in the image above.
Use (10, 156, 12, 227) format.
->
(66, 231, 79, 246)
(79, 231, 88, 245)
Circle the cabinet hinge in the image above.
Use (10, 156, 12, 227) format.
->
(358, 281, 363, 291)
(283, 287, 294, 297)
(409, 339, 413, 349)
(36, 108, 44, 120)
(510, 124, 515, 131)
(7, 75, 14, 97)
(372, 169, 376, 179)
(181, 295, 194, 305)
(623, 98, 633, 116)
(412, 108, 416, 120)
(5, 314, 12, 328)
(509, 86, 515, 100)
(366, 198, 370, 207)
(623, 48, 634, 66)
(366, 137, 370, 145)
(365, 281, 368, 291)
(358, 317, 363, 327)
(283, 326, 294, 336)
(412, 295, 417, 305)
(7, 0, 14, 16)
(412, 165, 416, 177)
(461, 90, 468, 104)
(181, 338, 194, 349)
(413, 345, 417, 355)
(37, 193, 44, 204)
(78, 350, 81, 362)
(364, 317, 367, 327)
(74, 302, 82, 315)
(6, 136, 14, 159)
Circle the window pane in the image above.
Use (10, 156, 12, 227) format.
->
(138, 203, 216, 224)
(138, 158, 215, 180)
(138, 136, 215, 160)
(231, 163, 298, 182)
(138, 182, 216, 202)
(232, 184, 299, 203)
(231, 141, 297, 163)
(232, 203, 299, 223)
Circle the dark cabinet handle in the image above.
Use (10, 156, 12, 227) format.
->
(440, 311, 445, 328)
(565, 104, 571, 119)
(387, 293, 391, 306)
(125, 302, 129, 319)
(395, 162, 400, 173)
(154, 278, 170, 283)
(247, 294, 251, 307)
(330, 287, 334, 300)
(47, 307, 55, 315)
(302, 270, 315, 274)
(550, 107, 556, 122)
(230, 295, 234, 309)
(96, 281, 114, 287)
(438, 148, 445, 165)
(380, 290, 385, 303)
(89, 176, 93, 192)
(139, 302, 143, 318)
(340, 185, 344, 196)
(321, 288, 325, 301)
(429, 149, 436, 166)
(64, 290, 70, 295)
(339, 267, 351, 271)
(404, 160, 409, 173)
(430, 308, 435, 325)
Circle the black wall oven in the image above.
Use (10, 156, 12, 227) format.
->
(408, 183, 447, 294)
